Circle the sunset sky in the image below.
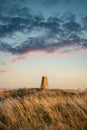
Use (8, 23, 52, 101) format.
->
(0, 0, 87, 89)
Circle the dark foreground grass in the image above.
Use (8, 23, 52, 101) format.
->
(0, 88, 87, 130)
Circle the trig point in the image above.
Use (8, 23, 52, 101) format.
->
(40, 76, 49, 89)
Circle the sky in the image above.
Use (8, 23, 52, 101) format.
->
(0, 0, 87, 89)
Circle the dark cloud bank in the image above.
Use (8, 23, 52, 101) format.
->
(0, 0, 87, 55)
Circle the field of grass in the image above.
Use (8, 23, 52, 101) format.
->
(0, 88, 87, 130)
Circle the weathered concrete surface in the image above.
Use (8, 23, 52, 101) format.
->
(40, 76, 49, 89)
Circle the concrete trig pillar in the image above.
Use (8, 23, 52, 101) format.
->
(40, 76, 49, 89)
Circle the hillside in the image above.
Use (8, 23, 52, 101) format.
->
(0, 88, 87, 130)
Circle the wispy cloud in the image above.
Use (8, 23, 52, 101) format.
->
(0, 70, 7, 73)
(11, 56, 26, 63)
(1, 62, 6, 65)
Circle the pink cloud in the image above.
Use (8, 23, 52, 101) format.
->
(44, 48, 87, 57)
(11, 56, 26, 63)
(21, 47, 87, 57)
(10, 47, 87, 64)
(0, 70, 7, 73)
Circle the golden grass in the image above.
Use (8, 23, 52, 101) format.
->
(0, 88, 87, 130)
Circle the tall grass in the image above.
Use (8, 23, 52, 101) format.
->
(0, 89, 87, 130)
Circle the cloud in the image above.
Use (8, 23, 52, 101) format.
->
(41, 0, 59, 5)
(1, 62, 6, 65)
(0, 3, 87, 55)
(40, 0, 71, 5)
(0, 70, 7, 73)
(11, 56, 26, 63)
(63, 21, 81, 32)
(82, 16, 87, 30)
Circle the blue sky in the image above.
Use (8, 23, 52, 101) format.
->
(0, 0, 87, 89)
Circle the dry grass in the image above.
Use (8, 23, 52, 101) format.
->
(0, 88, 87, 130)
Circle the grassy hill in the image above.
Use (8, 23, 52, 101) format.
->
(0, 88, 87, 130)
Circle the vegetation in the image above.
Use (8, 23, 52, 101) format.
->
(0, 88, 87, 130)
